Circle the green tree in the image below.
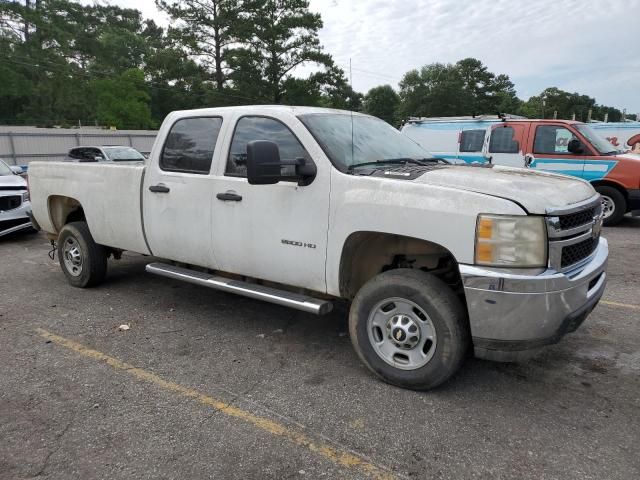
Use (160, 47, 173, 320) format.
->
(91, 69, 154, 129)
(520, 87, 622, 121)
(363, 85, 400, 125)
(230, 0, 332, 103)
(397, 58, 520, 120)
(156, 0, 241, 91)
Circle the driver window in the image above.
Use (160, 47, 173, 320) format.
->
(534, 126, 578, 154)
(226, 116, 310, 177)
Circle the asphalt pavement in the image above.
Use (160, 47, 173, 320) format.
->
(1, 217, 639, 479)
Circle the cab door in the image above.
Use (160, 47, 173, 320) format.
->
(528, 124, 586, 178)
(484, 123, 528, 167)
(209, 113, 330, 292)
(142, 115, 226, 269)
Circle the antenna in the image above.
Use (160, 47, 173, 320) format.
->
(350, 58, 354, 166)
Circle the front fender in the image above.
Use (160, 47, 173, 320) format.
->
(325, 170, 525, 296)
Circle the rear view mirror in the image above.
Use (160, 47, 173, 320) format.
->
(567, 139, 584, 154)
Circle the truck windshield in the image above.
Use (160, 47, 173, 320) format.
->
(103, 147, 146, 161)
(298, 113, 435, 171)
(575, 124, 619, 155)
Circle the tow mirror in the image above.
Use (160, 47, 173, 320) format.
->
(247, 140, 282, 185)
(246, 140, 317, 186)
(567, 139, 584, 154)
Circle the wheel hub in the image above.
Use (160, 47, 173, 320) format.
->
(367, 297, 438, 371)
(62, 237, 83, 277)
(601, 195, 614, 219)
(387, 314, 420, 350)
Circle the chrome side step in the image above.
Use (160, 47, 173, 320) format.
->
(145, 262, 333, 315)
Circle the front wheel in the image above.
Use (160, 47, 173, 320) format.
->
(57, 221, 108, 288)
(349, 269, 469, 390)
(596, 186, 626, 226)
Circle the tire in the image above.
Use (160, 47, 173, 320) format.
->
(349, 269, 469, 390)
(57, 221, 107, 288)
(596, 186, 626, 226)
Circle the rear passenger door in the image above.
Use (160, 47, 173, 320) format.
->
(529, 124, 586, 178)
(143, 116, 225, 269)
(486, 123, 528, 167)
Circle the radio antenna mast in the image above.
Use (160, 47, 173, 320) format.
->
(350, 58, 354, 166)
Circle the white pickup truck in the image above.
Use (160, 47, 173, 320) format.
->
(29, 106, 608, 390)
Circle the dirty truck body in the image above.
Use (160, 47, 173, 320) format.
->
(29, 106, 608, 390)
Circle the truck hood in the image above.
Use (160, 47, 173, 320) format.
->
(0, 174, 27, 190)
(413, 165, 596, 214)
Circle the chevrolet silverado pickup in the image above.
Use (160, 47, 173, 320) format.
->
(29, 106, 608, 390)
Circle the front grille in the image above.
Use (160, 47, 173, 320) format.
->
(560, 236, 599, 268)
(547, 197, 603, 271)
(558, 206, 596, 230)
(0, 195, 22, 211)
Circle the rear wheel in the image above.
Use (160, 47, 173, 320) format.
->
(349, 269, 469, 390)
(57, 221, 107, 288)
(596, 186, 626, 226)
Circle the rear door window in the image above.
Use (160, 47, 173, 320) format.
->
(489, 126, 520, 153)
(160, 117, 223, 174)
(459, 129, 485, 152)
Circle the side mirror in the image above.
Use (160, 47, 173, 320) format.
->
(567, 139, 584, 154)
(247, 140, 282, 185)
(246, 140, 317, 186)
(9, 165, 23, 175)
(94, 155, 105, 161)
(524, 155, 535, 168)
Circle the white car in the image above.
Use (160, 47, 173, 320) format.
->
(0, 160, 32, 237)
(28, 106, 608, 390)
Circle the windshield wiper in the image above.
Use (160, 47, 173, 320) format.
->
(347, 157, 446, 171)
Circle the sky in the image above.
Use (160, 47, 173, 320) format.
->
(109, 0, 640, 113)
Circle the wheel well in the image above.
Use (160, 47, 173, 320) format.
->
(48, 195, 85, 232)
(591, 180, 628, 200)
(339, 232, 462, 299)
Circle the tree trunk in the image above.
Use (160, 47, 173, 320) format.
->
(24, 0, 31, 42)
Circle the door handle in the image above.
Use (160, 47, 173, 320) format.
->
(149, 184, 170, 193)
(216, 192, 242, 202)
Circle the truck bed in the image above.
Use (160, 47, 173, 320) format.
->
(29, 161, 150, 254)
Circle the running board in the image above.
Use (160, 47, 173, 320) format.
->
(145, 262, 333, 315)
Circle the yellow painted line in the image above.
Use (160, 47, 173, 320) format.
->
(600, 300, 640, 311)
(36, 328, 396, 480)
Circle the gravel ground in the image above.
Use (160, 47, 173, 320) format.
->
(1, 217, 639, 480)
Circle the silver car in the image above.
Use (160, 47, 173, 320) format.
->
(0, 160, 32, 237)
(65, 146, 146, 162)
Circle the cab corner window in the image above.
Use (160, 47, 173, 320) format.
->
(489, 126, 520, 153)
(460, 129, 485, 152)
(533, 125, 578, 155)
(226, 116, 310, 177)
(160, 117, 222, 174)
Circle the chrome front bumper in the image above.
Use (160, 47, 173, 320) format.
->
(459, 237, 608, 361)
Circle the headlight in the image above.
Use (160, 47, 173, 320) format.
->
(22, 191, 29, 202)
(475, 214, 547, 267)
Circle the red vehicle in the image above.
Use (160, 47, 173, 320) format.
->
(403, 117, 640, 225)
